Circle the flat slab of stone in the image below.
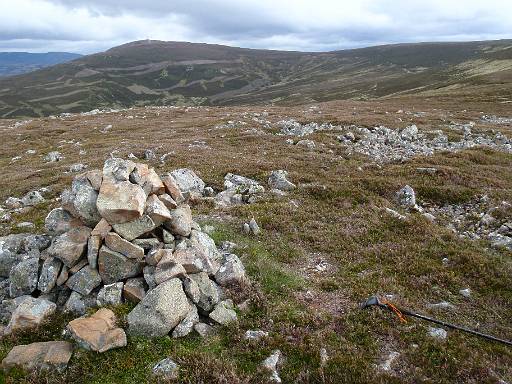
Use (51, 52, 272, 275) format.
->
(127, 278, 189, 337)
(112, 215, 156, 241)
(105, 232, 144, 259)
(67, 308, 127, 352)
(1, 341, 73, 373)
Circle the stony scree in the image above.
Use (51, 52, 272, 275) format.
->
(339, 124, 512, 163)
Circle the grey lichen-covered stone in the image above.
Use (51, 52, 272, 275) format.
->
(164, 205, 192, 237)
(214, 253, 246, 286)
(268, 170, 296, 191)
(189, 272, 220, 312)
(172, 248, 205, 274)
(396, 185, 416, 209)
(45, 208, 83, 236)
(145, 194, 171, 226)
(209, 300, 237, 325)
(162, 229, 174, 244)
(189, 230, 222, 275)
(38, 257, 62, 294)
(143, 265, 157, 290)
(112, 215, 156, 241)
(249, 218, 260, 235)
(0, 234, 30, 277)
(172, 304, 199, 338)
(194, 322, 215, 338)
(103, 157, 136, 182)
(152, 357, 179, 380)
(66, 266, 102, 296)
(96, 282, 124, 306)
(262, 350, 282, 383)
(154, 264, 187, 285)
(44, 151, 63, 162)
(214, 189, 244, 208)
(47, 226, 91, 268)
(182, 275, 201, 304)
(98, 246, 144, 284)
(9, 257, 39, 297)
(5, 297, 56, 334)
(170, 168, 205, 196)
(127, 278, 189, 337)
(21, 191, 45, 207)
(132, 237, 162, 251)
(61, 175, 101, 227)
(105, 232, 144, 259)
(87, 235, 101, 269)
(63, 291, 97, 315)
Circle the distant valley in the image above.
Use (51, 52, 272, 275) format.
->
(0, 52, 82, 77)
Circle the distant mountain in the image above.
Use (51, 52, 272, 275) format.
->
(0, 52, 82, 77)
(0, 39, 511, 118)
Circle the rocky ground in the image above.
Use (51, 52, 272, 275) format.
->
(0, 97, 511, 383)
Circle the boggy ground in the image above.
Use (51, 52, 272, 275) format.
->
(0, 96, 511, 383)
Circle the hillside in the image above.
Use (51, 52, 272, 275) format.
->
(0, 97, 511, 382)
(0, 39, 511, 118)
(0, 52, 82, 77)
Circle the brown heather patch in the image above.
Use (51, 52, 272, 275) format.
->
(0, 97, 511, 383)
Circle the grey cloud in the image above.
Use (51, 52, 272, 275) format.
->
(1, 0, 511, 53)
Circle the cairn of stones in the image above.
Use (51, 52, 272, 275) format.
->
(3, 158, 247, 338)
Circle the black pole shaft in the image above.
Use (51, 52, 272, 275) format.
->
(393, 306, 512, 347)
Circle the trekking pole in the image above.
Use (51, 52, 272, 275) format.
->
(361, 296, 512, 347)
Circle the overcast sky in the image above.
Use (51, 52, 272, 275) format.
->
(1, 0, 512, 54)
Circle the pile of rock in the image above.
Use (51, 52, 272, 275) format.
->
(0, 158, 248, 343)
(340, 124, 512, 163)
(390, 185, 512, 251)
(424, 195, 512, 250)
(277, 119, 339, 137)
(214, 173, 265, 208)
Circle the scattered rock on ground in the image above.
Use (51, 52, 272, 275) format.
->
(1, 341, 73, 373)
(67, 308, 127, 352)
(268, 170, 296, 191)
(428, 327, 448, 340)
(152, 357, 179, 380)
(262, 350, 282, 383)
